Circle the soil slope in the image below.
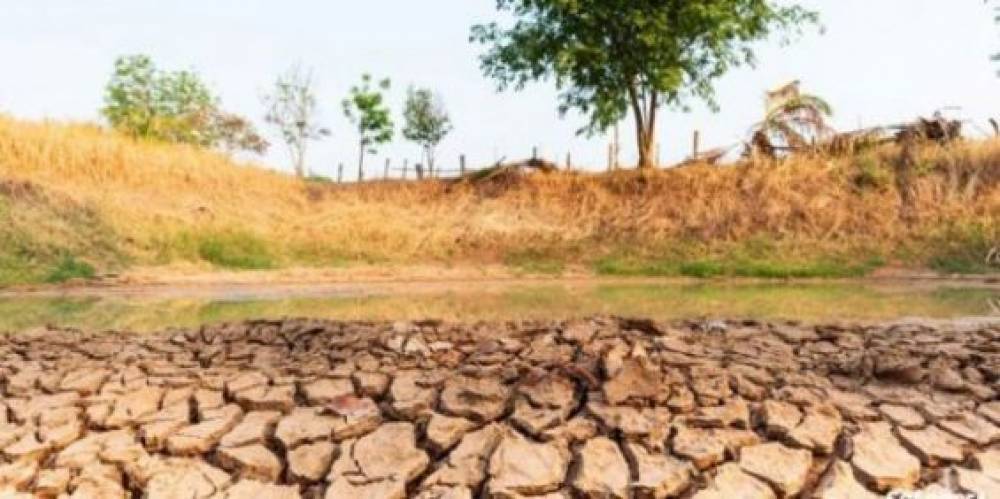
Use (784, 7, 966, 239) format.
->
(1, 116, 998, 284)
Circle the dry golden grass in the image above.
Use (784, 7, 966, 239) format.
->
(0, 114, 997, 282)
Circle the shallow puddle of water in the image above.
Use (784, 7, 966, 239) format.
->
(0, 279, 996, 332)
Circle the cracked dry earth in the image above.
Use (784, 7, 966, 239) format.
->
(0, 317, 996, 498)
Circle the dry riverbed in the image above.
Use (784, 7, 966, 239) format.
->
(0, 316, 997, 497)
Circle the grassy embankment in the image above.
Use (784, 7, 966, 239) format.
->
(0, 115, 997, 285)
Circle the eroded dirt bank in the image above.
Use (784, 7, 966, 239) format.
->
(0, 317, 997, 497)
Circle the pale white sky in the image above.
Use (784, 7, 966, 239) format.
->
(1, 1, 998, 177)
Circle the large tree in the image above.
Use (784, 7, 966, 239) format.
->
(103, 54, 267, 154)
(471, 0, 818, 169)
(402, 87, 452, 177)
(103, 55, 208, 142)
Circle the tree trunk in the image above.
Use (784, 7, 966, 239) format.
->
(636, 127, 656, 169)
(628, 85, 658, 170)
(292, 142, 305, 178)
(357, 141, 365, 182)
(633, 110, 657, 169)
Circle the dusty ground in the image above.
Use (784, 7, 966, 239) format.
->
(0, 316, 997, 497)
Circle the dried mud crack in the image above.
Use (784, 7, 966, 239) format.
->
(0, 316, 997, 498)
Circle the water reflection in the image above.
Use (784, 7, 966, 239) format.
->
(0, 280, 996, 332)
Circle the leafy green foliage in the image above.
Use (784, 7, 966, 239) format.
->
(343, 74, 394, 180)
(593, 236, 884, 279)
(471, 0, 818, 167)
(402, 87, 452, 174)
(45, 255, 96, 283)
(594, 255, 878, 278)
(927, 222, 999, 274)
(102, 55, 267, 154)
(196, 231, 274, 270)
(103, 55, 209, 143)
(263, 65, 330, 177)
(103, 55, 170, 139)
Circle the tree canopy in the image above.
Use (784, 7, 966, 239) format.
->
(343, 74, 394, 181)
(402, 87, 452, 176)
(471, 0, 818, 168)
(102, 54, 267, 154)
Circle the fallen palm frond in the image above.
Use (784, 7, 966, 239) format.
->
(750, 82, 835, 158)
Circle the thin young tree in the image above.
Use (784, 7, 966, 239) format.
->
(471, 0, 818, 169)
(343, 74, 394, 182)
(402, 87, 452, 179)
(263, 65, 329, 177)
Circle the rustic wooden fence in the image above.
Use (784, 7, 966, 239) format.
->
(322, 133, 706, 183)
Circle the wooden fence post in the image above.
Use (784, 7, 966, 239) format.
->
(459, 155, 466, 175)
(532, 147, 538, 160)
(337, 163, 343, 183)
(384, 158, 390, 180)
(566, 152, 572, 171)
(607, 144, 613, 171)
(692, 130, 701, 161)
(402, 159, 409, 180)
